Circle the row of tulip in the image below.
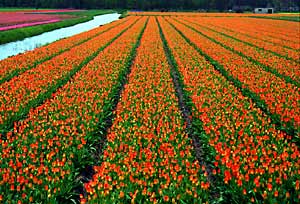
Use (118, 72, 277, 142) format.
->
(0, 16, 147, 203)
(187, 17, 300, 51)
(166, 17, 300, 137)
(158, 16, 300, 203)
(0, 16, 130, 84)
(178, 17, 300, 85)
(82, 17, 210, 204)
(0, 17, 138, 136)
(184, 17, 300, 62)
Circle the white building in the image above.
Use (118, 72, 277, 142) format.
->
(254, 8, 274, 14)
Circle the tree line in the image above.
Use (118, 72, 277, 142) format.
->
(0, 0, 299, 11)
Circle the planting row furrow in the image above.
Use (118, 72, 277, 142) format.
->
(0, 17, 139, 136)
(0, 16, 130, 84)
(159, 16, 300, 203)
(157, 17, 217, 201)
(193, 17, 300, 51)
(183, 17, 300, 62)
(82, 17, 210, 204)
(167, 17, 300, 137)
(0, 16, 147, 203)
(179, 17, 300, 85)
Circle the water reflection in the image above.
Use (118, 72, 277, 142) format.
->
(0, 13, 120, 60)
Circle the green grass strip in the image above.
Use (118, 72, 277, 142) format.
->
(0, 18, 140, 138)
(0, 19, 128, 85)
(175, 18, 300, 88)
(166, 18, 299, 146)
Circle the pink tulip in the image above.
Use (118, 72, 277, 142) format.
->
(0, 10, 79, 31)
(0, 19, 60, 31)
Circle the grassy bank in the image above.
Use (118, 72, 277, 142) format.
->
(0, 9, 115, 45)
(116, 9, 129, 19)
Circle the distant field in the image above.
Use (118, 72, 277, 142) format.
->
(0, 8, 85, 12)
(0, 12, 299, 203)
(0, 9, 97, 30)
(129, 11, 300, 22)
(0, 12, 74, 30)
(279, 12, 300, 14)
(0, 9, 114, 44)
(250, 15, 300, 22)
(129, 11, 300, 17)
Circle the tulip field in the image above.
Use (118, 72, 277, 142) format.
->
(0, 13, 299, 204)
(0, 10, 76, 31)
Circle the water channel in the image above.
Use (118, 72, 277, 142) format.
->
(0, 13, 121, 60)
